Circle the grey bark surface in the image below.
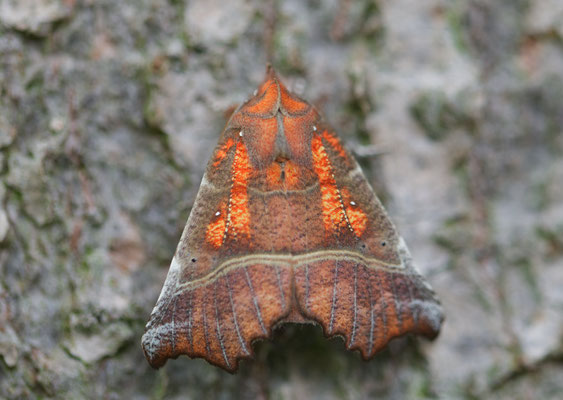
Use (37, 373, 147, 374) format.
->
(1, 0, 562, 399)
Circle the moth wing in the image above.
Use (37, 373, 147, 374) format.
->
(293, 129, 444, 359)
(141, 135, 292, 372)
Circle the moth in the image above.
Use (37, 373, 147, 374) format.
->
(142, 66, 444, 372)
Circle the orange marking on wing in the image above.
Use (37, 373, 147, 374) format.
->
(229, 141, 252, 239)
(206, 141, 252, 248)
(311, 135, 347, 233)
(283, 161, 300, 189)
(322, 131, 348, 160)
(266, 163, 282, 187)
(206, 202, 228, 248)
(250, 117, 278, 162)
(283, 114, 312, 161)
(280, 83, 310, 114)
(213, 138, 235, 167)
(265, 160, 301, 190)
(341, 188, 368, 237)
(244, 81, 279, 115)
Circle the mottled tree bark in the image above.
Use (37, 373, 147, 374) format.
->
(1, 0, 562, 399)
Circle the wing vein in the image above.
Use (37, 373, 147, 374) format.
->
(187, 291, 193, 352)
(329, 261, 339, 334)
(376, 272, 388, 338)
(305, 265, 310, 312)
(214, 281, 231, 369)
(244, 267, 267, 334)
(367, 272, 375, 355)
(202, 298, 211, 358)
(389, 274, 403, 330)
(226, 274, 249, 355)
(171, 296, 178, 354)
(349, 263, 358, 347)
(275, 266, 286, 309)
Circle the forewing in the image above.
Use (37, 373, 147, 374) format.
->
(293, 128, 444, 359)
(141, 132, 292, 372)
